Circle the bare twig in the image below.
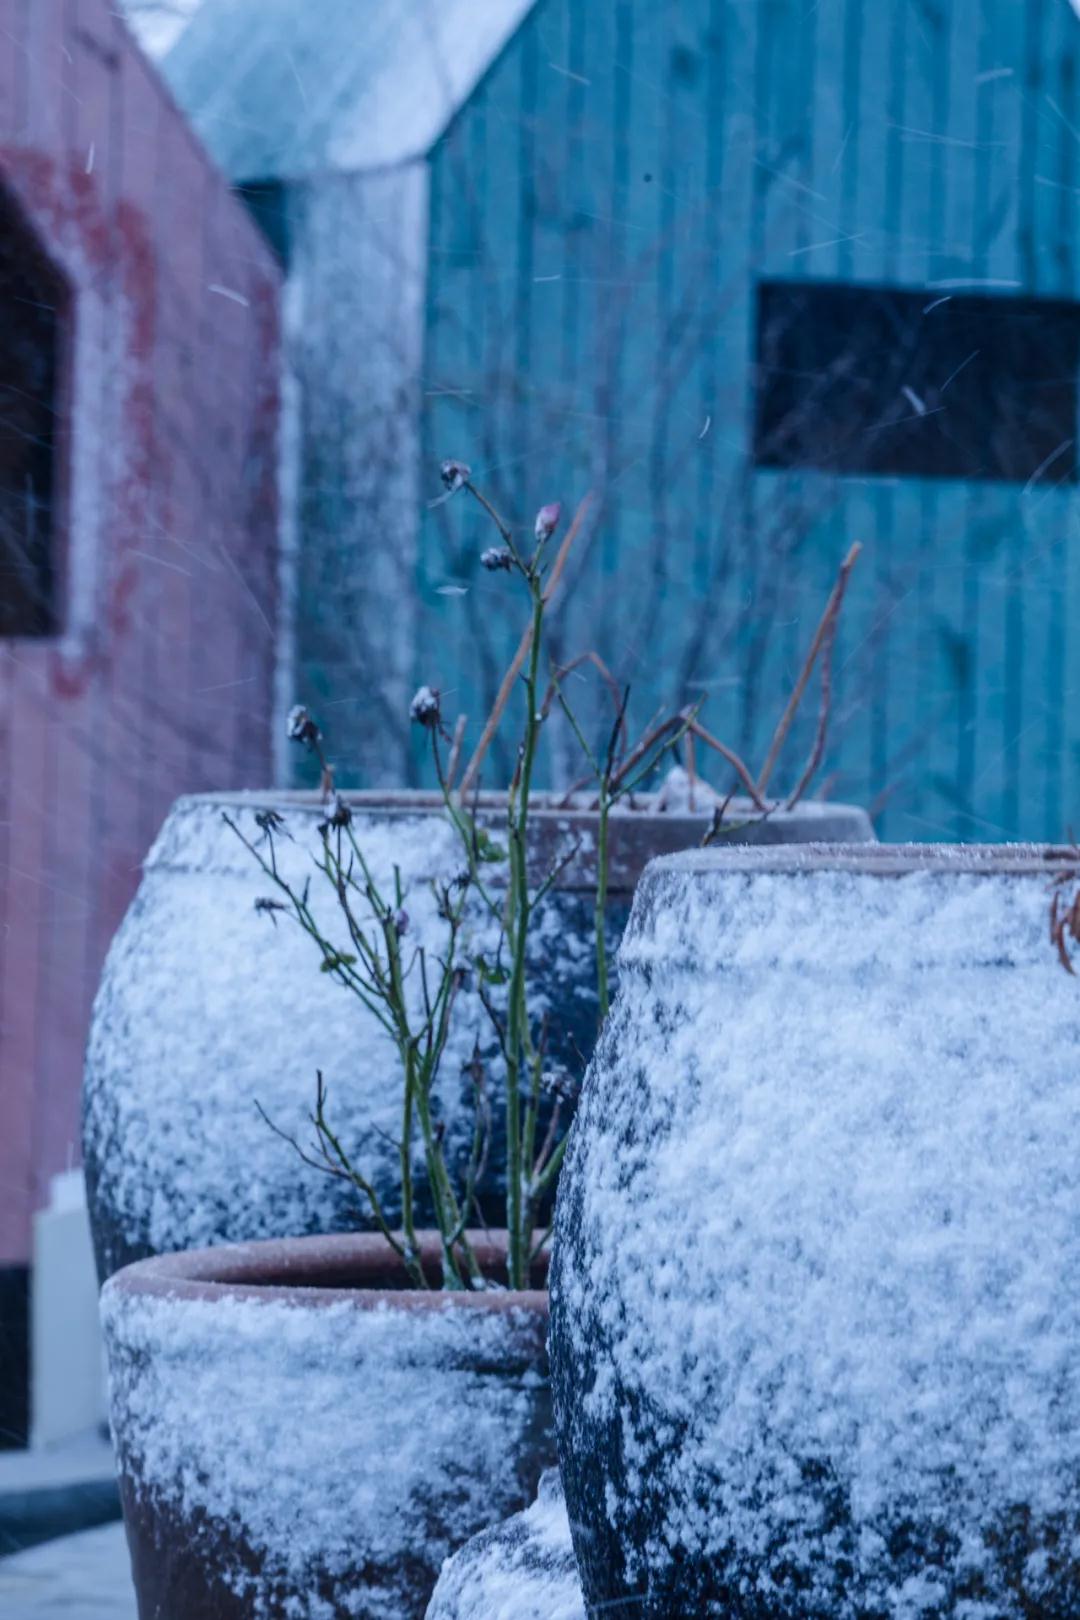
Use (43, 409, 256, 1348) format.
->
(756, 542, 862, 797)
(608, 710, 688, 795)
(685, 720, 769, 813)
(686, 727, 698, 813)
(785, 567, 848, 808)
(541, 648, 628, 761)
(446, 713, 468, 792)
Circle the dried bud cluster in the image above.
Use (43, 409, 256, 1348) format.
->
(481, 547, 513, 572)
(410, 685, 442, 729)
(440, 459, 471, 493)
(286, 704, 319, 746)
(534, 501, 562, 543)
(323, 791, 351, 829)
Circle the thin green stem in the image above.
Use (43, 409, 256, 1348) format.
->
(595, 784, 612, 1022)
(503, 584, 546, 1288)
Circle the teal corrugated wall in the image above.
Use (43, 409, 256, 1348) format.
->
(419, 0, 1080, 841)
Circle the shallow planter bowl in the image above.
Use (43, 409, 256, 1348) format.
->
(104, 1231, 552, 1620)
(84, 790, 873, 1279)
(551, 843, 1080, 1619)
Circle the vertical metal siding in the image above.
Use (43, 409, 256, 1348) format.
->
(421, 0, 1080, 842)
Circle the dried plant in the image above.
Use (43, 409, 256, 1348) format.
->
(1049, 861, 1080, 976)
(229, 459, 861, 1291)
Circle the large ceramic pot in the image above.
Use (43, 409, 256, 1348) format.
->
(550, 844, 1080, 1619)
(84, 790, 873, 1280)
(103, 1231, 552, 1620)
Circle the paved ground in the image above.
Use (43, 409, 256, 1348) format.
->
(0, 1431, 121, 1558)
(0, 1433, 133, 1617)
(0, 1521, 136, 1619)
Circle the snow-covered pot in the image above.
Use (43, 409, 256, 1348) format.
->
(550, 844, 1080, 1619)
(84, 789, 873, 1280)
(425, 1470, 584, 1620)
(103, 1230, 552, 1620)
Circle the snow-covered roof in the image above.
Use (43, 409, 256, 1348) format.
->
(120, 1, 205, 59)
(159, 0, 537, 181)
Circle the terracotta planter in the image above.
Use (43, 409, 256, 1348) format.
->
(103, 1231, 552, 1620)
(84, 790, 874, 1280)
(551, 845, 1080, 1619)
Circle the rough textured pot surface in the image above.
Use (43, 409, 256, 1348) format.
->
(425, 1469, 583, 1620)
(103, 1231, 552, 1620)
(83, 789, 873, 1280)
(550, 844, 1080, 1620)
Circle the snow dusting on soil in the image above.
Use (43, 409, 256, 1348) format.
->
(552, 847, 1080, 1617)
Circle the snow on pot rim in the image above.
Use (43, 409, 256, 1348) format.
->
(550, 840, 1080, 1618)
(624, 840, 1080, 965)
(640, 837, 1080, 875)
(106, 1227, 549, 1309)
(146, 786, 877, 893)
(104, 1231, 553, 1620)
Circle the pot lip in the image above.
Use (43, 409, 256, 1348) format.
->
(644, 840, 1080, 878)
(171, 787, 870, 829)
(103, 1230, 549, 1314)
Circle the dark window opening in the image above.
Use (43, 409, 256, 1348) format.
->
(753, 279, 1080, 485)
(237, 180, 290, 270)
(0, 183, 68, 636)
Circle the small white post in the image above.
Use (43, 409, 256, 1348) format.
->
(30, 1169, 108, 1449)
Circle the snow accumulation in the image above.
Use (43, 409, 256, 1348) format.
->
(426, 1470, 583, 1620)
(552, 848, 1080, 1617)
(83, 794, 597, 1274)
(103, 1281, 553, 1620)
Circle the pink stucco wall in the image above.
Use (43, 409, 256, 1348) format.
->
(0, 0, 281, 1266)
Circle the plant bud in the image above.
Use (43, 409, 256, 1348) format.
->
(534, 501, 562, 543)
(409, 685, 441, 729)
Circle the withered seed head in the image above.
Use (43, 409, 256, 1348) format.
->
(410, 685, 441, 729)
(286, 704, 320, 746)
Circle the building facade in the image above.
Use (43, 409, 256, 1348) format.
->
(167, 0, 1080, 840)
(0, 0, 281, 1443)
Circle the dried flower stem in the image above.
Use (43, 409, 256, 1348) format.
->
(446, 713, 468, 791)
(226, 808, 484, 1290)
(756, 542, 862, 797)
(686, 719, 769, 812)
(458, 492, 594, 800)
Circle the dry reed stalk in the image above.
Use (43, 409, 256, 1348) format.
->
(755, 542, 862, 797)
